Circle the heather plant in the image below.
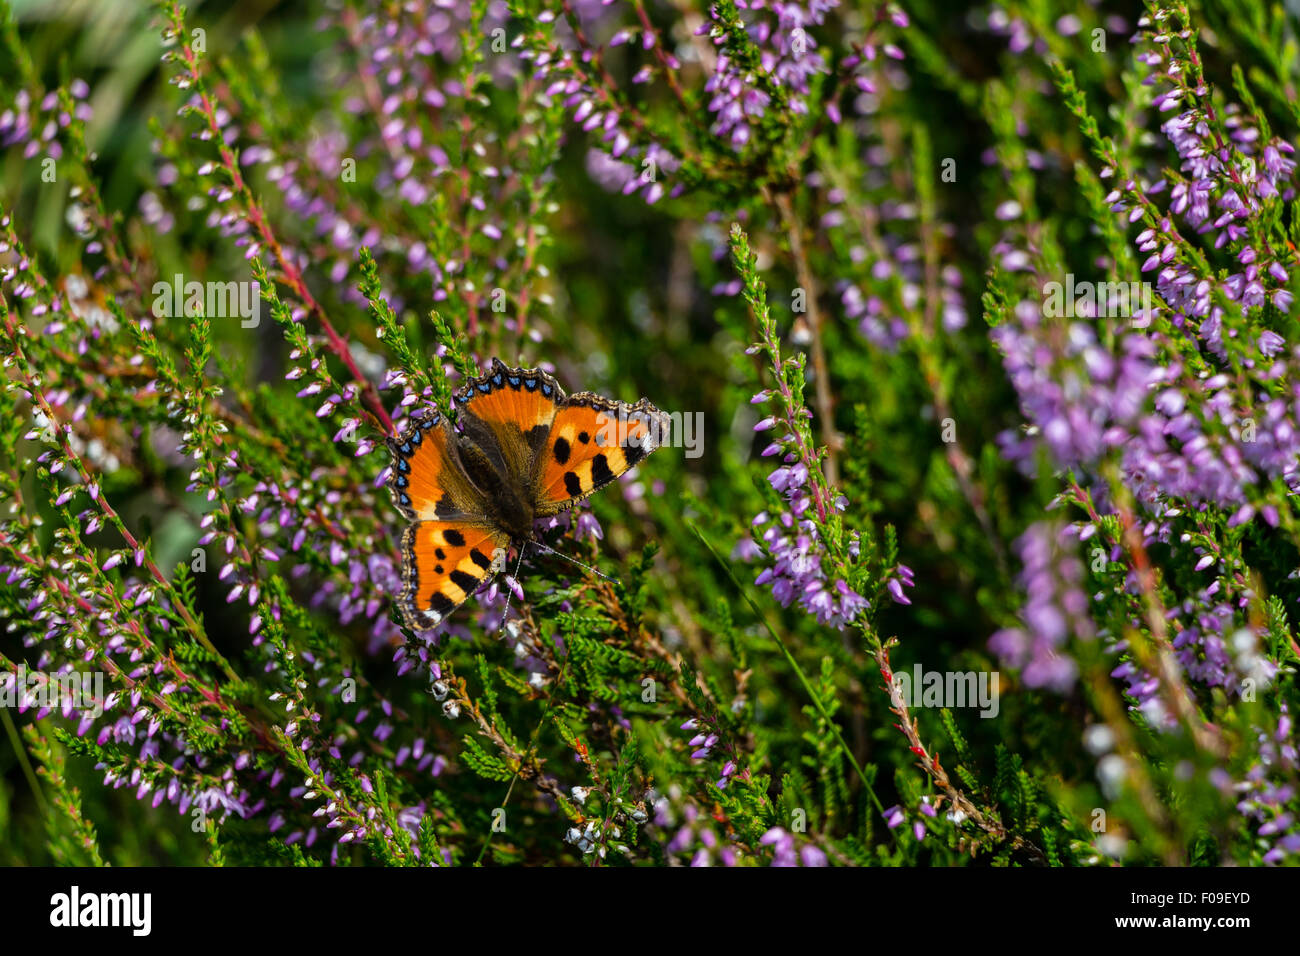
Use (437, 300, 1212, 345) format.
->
(0, 0, 1297, 869)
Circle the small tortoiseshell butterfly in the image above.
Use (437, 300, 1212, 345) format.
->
(386, 358, 670, 631)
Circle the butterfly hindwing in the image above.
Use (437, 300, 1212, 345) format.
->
(532, 394, 670, 516)
(398, 520, 510, 630)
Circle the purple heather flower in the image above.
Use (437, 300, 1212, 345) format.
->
(989, 522, 1093, 692)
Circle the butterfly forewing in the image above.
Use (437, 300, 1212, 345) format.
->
(386, 412, 489, 522)
(533, 395, 669, 516)
(454, 358, 563, 488)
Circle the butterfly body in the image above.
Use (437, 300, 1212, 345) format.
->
(387, 358, 669, 631)
(450, 413, 540, 540)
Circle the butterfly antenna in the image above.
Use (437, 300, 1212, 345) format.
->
(528, 539, 619, 584)
(498, 545, 528, 634)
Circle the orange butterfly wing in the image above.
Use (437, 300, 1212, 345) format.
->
(452, 358, 561, 491)
(388, 412, 505, 630)
(532, 394, 670, 516)
(386, 412, 485, 522)
(397, 520, 509, 630)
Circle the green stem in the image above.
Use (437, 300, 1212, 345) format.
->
(689, 522, 891, 826)
(1, 705, 48, 819)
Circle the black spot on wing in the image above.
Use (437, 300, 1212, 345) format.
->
(443, 529, 466, 547)
(591, 453, 614, 486)
(428, 592, 455, 615)
(470, 548, 492, 570)
(450, 569, 479, 593)
(553, 436, 571, 465)
(564, 472, 583, 497)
